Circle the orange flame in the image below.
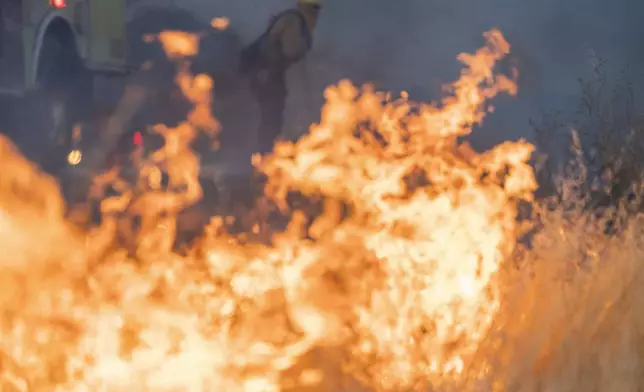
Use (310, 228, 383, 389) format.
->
(0, 28, 539, 391)
(156, 31, 200, 59)
(256, 28, 535, 389)
(211, 17, 230, 31)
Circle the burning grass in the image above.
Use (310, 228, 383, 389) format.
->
(0, 28, 644, 391)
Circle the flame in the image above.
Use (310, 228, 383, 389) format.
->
(8, 25, 632, 392)
(255, 28, 534, 389)
(155, 31, 200, 59)
(211, 17, 230, 31)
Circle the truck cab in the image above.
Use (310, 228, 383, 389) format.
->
(0, 0, 129, 172)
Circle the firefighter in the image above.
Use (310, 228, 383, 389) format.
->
(239, 0, 323, 154)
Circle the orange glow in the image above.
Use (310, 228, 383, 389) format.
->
(67, 149, 82, 165)
(157, 31, 200, 59)
(211, 17, 230, 30)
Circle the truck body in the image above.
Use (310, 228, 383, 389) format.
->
(0, 0, 130, 173)
(0, 0, 128, 97)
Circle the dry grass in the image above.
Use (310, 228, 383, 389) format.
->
(533, 59, 644, 212)
(492, 60, 644, 391)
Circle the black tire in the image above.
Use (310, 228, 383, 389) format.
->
(17, 30, 93, 175)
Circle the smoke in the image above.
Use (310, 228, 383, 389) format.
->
(125, 0, 644, 151)
(296, 0, 644, 149)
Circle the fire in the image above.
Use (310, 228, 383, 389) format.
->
(7, 25, 622, 391)
(154, 31, 201, 59)
(67, 149, 82, 165)
(211, 17, 230, 31)
(256, 28, 534, 389)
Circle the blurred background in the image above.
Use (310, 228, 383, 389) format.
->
(104, 0, 644, 152)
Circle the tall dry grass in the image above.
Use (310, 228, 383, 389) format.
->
(482, 60, 644, 391)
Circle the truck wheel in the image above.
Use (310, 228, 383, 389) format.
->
(21, 30, 92, 175)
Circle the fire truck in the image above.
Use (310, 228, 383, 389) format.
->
(0, 0, 128, 171)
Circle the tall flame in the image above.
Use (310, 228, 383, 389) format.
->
(0, 28, 540, 391)
(257, 28, 535, 389)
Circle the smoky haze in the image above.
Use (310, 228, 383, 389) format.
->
(134, 0, 644, 150)
(301, 0, 644, 149)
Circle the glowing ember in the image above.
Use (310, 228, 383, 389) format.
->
(211, 17, 230, 31)
(67, 149, 82, 165)
(156, 31, 200, 59)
